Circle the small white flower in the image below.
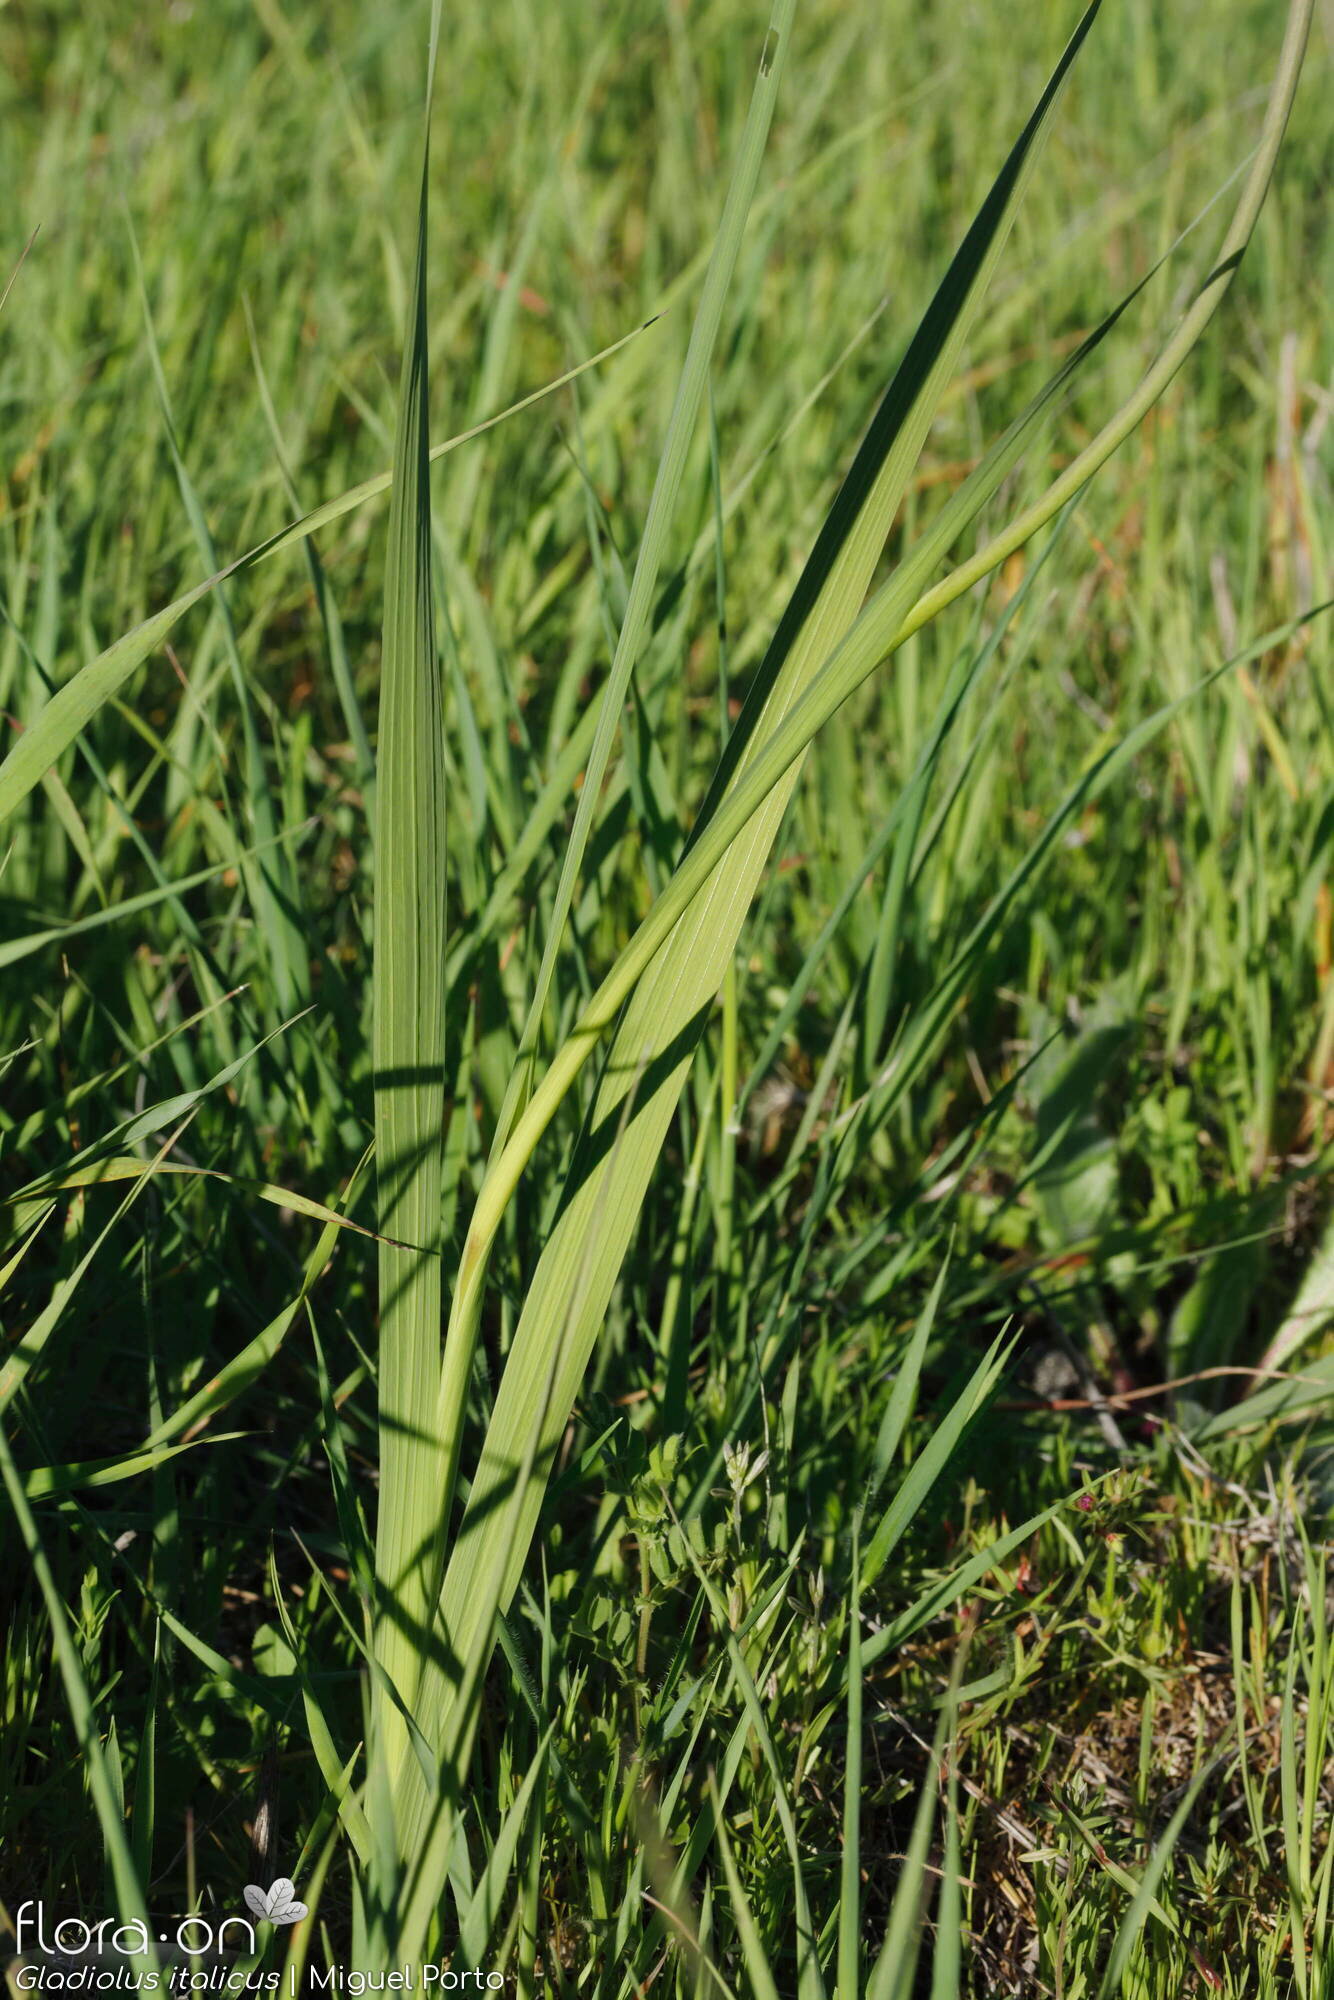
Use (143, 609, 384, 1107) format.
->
(723, 1442, 769, 1495)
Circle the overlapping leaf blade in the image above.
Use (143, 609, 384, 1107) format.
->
(401, 1, 1104, 1831)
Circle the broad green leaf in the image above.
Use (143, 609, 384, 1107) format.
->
(1025, 1001, 1131, 1252)
(370, 1, 447, 1794)
(433, 0, 803, 1521)
(1256, 1201, 1334, 1375)
(408, 3, 1104, 1831)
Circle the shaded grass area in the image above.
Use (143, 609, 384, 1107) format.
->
(2, 0, 1333, 1992)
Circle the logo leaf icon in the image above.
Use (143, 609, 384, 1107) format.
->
(243, 1878, 308, 1925)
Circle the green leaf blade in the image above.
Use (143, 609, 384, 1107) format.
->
(371, 144, 448, 1793)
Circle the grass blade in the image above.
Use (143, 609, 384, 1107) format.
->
(0, 327, 656, 829)
(836, 1521, 864, 2000)
(707, 1770, 783, 2000)
(485, 0, 798, 1158)
(0, 1426, 156, 1961)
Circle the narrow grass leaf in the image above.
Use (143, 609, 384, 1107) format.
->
(456, 1729, 553, 1966)
(0, 1425, 156, 1958)
(143, 1149, 371, 1450)
(1095, 1756, 1215, 1997)
(862, 1332, 1016, 1586)
(706, 1772, 782, 2000)
(0, 321, 657, 829)
(128, 217, 307, 1014)
(836, 1522, 864, 2000)
(0, 1116, 196, 1416)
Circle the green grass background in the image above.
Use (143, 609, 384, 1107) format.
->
(2, 0, 1332, 1991)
